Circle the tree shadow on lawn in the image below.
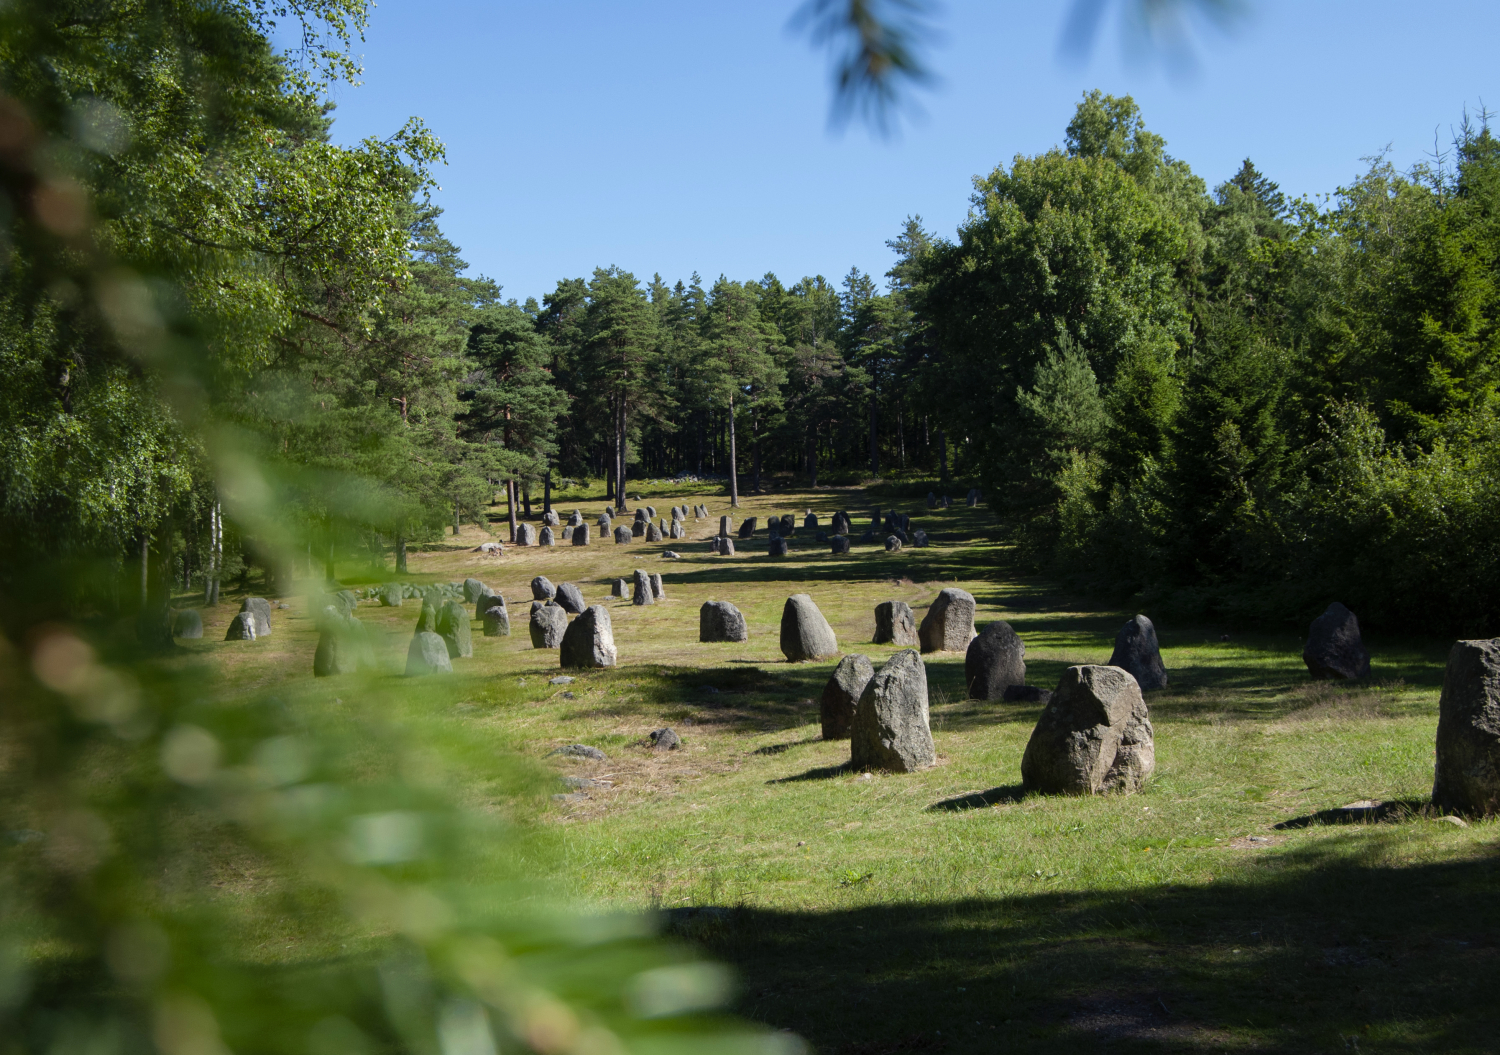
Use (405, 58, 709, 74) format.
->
(672, 838, 1500, 1054)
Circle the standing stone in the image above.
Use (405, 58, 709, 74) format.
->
(645, 522, 662, 543)
(562, 526, 574, 541)
(515, 523, 536, 546)
(967, 488, 981, 507)
(1302, 602, 1371, 680)
(927, 491, 938, 509)
(1021, 665, 1155, 795)
(671, 506, 684, 521)
(718, 536, 735, 556)
(804, 513, 818, 530)
(630, 520, 645, 538)
(405, 632, 453, 676)
(241, 597, 272, 637)
(885, 535, 902, 553)
(699, 601, 748, 643)
(918, 588, 976, 653)
(634, 508, 647, 524)
(555, 582, 586, 614)
(462, 578, 488, 604)
(821, 654, 874, 740)
(768, 537, 788, 557)
(941, 495, 951, 508)
(851, 650, 935, 772)
(646, 505, 657, 518)
(531, 576, 556, 601)
(832, 512, 851, 536)
(414, 601, 438, 634)
(560, 605, 618, 668)
(379, 584, 404, 607)
(779, 594, 839, 661)
(1108, 614, 1168, 691)
(569, 511, 583, 527)
(475, 591, 505, 620)
(539, 526, 555, 546)
(172, 610, 203, 639)
(669, 521, 684, 540)
(436, 600, 473, 659)
(572, 524, 590, 546)
(224, 612, 257, 640)
(779, 514, 795, 536)
(598, 513, 612, 532)
(631, 569, 654, 606)
(965, 621, 1026, 700)
(1432, 638, 1500, 816)
(649, 572, 665, 599)
(719, 515, 731, 538)
(604, 506, 615, 518)
(874, 601, 917, 646)
(912, 529, 929, 548)
(612, 578, 629, 597)
(830, 536, 851, 555)
(529, 602, 568, 648)
(542, 509, 560, 527)
(614, 525, 632, 544)
(482, 605, 511, 637)
(315, 610, 368, 676)
(738, 517, 757, 538)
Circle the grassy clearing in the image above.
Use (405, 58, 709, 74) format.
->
(172, 483, 1499, 1053)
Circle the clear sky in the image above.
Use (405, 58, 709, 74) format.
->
(315, 0, 1500, 304)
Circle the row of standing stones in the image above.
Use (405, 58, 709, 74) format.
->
(472, 504, 712, 555)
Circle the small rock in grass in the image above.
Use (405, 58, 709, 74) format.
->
(549, 676, 575, 685)
(649, 727, 681, 750)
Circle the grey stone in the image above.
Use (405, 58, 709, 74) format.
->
(885, 535, 902, 552)
(851, 650, 935, 772)
(542, 509, 560, 527)
(804, 513, 819, 530)
(555, 582, 586, 614)
(830, 535, 851, 555)
(463, 578, 487, 604)
(779, 514, 795, 536)
(912, 529, 929, 548)
(719, 515, 731, 538)
(631, 569, 654, 606)
(700, 601, 748, 643)
(663, 550, 680, 559)
(560, 605, 617, 668)
(1303, 602, 1371, 680)
(718, 536, 735, 556)
(780, 593, 838, 662)
(539, 526, 555, 546)
(379, 584, 404, 607)
(568, 511, 583, 527)
(645, 522, 662, 542)
(562, 525, 574, 541)
(941, 495, 951, 508)
(614, 526, 632, 544)
(241, 597, 272, 636)
(1021, 665, 1155, 795)
(550, 744, 606, 761)
(530, 576, 556, 601)
(918, 588, 976, 653)
(832, 512, 852, 536)
(927, 491, 937, 509)
(475, 590, 505, 620)
(965, 621, 1026, 700)
(860, 530, 877, 544)
(1432, 638, 1500, 816)
(515, 522, 536, 546)
(172, 609, 203, 639)
(315, 609, 368, 676)
(1108, 614, 1168, 691)
(529, 602, 568, 649)
(482, 606, 510, 637)
(669, 521, 684, 539)
(406, 631, 453, 676)
(649, 572, 664, 599)
(646, 505, 657, 518)
(598, 513, 612, 531)
(630, 520, 645, 538)
(769, 537, 788, 556)
(649, 727, 681, 750)
(224, 612, 257, 640)
(821, 654, 874, 740)
(874, 600, 917, 646)
(604, 506, 615, 518)
(738, 517, 757, 538)
(572, 524, 590, 546)
(612, 578, 629, 597)
(414, 601, 438, 634)
(437, 599, 473, 658)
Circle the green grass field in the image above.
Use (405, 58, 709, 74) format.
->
(174, 482, 1500, 1054)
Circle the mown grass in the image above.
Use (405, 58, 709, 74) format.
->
(172, 483, 1499, 1054)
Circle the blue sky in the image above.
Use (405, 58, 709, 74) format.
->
(316, 0, 1500, 304)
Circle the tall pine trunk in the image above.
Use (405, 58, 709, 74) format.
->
(452, 497, 460, 535)
(869, 387, 879, 475)
(938, 430, 949, 484)
(751, 406, 761, 493)
(396, 536, 408, 573)
(727, 392, 739, 507)
(543, 468, 552, 514)
(507, 479, 518, 542)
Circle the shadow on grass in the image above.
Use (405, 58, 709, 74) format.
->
(928, 784, 1030, 811)
(767, 763, 852, 783)
(671, 839, 1500, 1054)
(1273, 798, 1435, 830)
(753, 736, 823, 756)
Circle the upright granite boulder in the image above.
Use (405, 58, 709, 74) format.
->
(1303, 602, 1371, 680)
(779, 514, 795, 536)
(172, 609, 203, 639)
(315, 608, 369, 676)
(406, 631, 452, 676)
(597, 513, 612, 533)
(437, 600, 473, 659)
(830, 536, 851, 555)
(832, 512, 852, 536)
(531, 576, 556, 601)
(572, 523, 590, 546)
(717, 536, 735, 556)
(1432, 638, 1500, 816)
(241, 597, 273, 637)
(779, 594, 838, 661)
(539, 526, 555, 546)
(462, 578, 488, 604)
(719, 515, 732, 538)
(965, 621, 1026, 700)
(874, 600, 917, 646)
(804, 513, 818, 530)
(560, 605, 617, 669)
(700, 601, 748, 642)
(885, 535, 902, 553)
(529, 602, 568, 649)
(1108, 614, 1168, 690)
(555, 582, 587, 614)
(224, 612, 257, 640)
(378, 583, 404, 607)
(614, 525, 632, 544)
(542, 509, 560, 527)
(414, 601, 438, 634)
(1021, 665, 1155, 795)
(475, 590, 505, 621)
(482, 605, 511, 637)
(631, 569, 654, 606)
(821, 654, 874, 740)
(768, 537, 789, 557)
(515, 523, 536, 546)
(645, 521, 662, 543)
(851, 650, 935, 772)
(918, 588, 976, 653)
(738, 517, 757, 539)
(649, 572, 665, 599)
(630, 520, 645, 538)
